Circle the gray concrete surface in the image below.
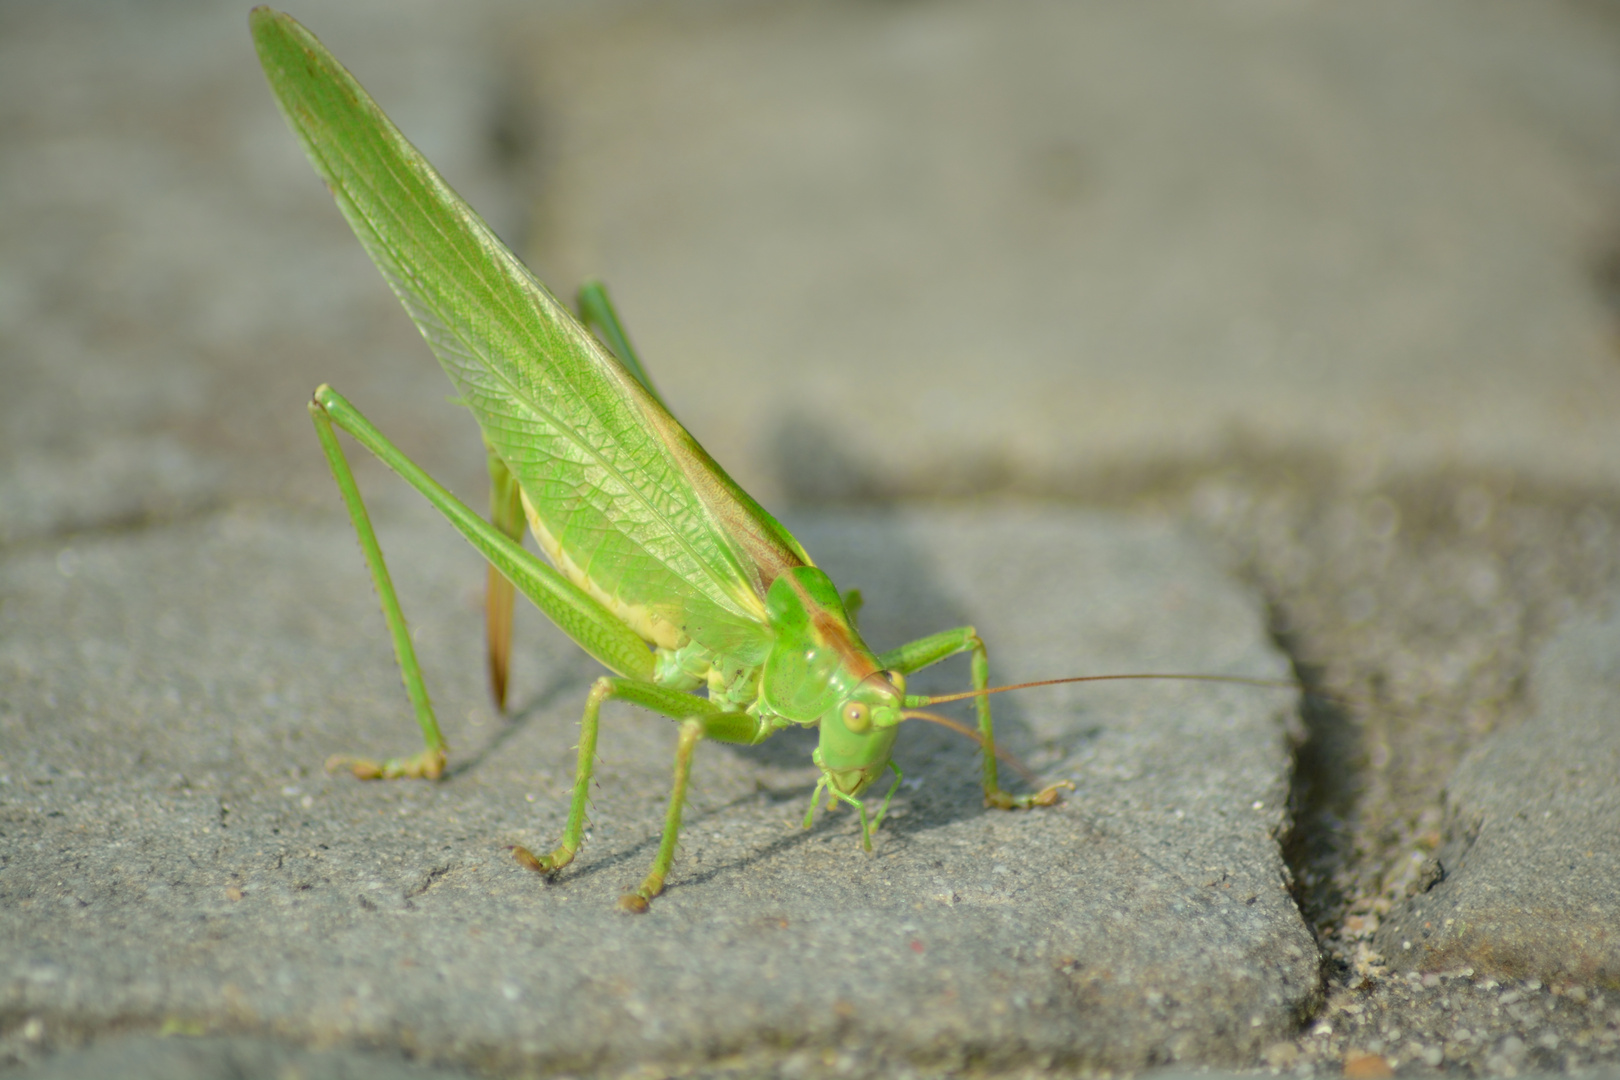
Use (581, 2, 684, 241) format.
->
(1378, 606, 1620, 987)
(2, 507, 1309, 1076)
(4, 0, 1620, 1076)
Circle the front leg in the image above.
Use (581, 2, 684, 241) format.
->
(878, 627, 1073, 810)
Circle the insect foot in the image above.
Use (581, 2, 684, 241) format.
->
(617, 868, 669, 914)
(325, 747, 446, 781)
(509, 844, 575, 875)
(985, 780, 1075, 810)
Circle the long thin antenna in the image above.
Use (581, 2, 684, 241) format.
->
(920, 672, 1299, 707)
(901, 709, 1040, 784)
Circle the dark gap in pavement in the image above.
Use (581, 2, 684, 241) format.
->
(1267, 638, 1357, 986)
(769, 427, 1620, 1066)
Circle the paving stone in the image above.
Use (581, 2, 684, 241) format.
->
(1378, 606, 1620, 988)
(0, 505, 1309, 1076)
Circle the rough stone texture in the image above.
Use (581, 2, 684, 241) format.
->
(6, 0, 1620, 1075)
(0, 506, 1310, 1076)
(1377, 607, 1620, 988)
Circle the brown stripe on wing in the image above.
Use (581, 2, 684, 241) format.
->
(637, 395, 810, 602)
(775, 570, 881, 684)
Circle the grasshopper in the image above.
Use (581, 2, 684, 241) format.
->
(253, 8, 1074, 911)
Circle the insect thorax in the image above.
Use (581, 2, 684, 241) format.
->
(653, 639, 765, 710)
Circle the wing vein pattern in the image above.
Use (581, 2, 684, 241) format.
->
(256, 16, 809, 663)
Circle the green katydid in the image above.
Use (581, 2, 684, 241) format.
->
(253, 9, 1285, 912)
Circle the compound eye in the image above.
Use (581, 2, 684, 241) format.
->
(842, 702, 871, 733)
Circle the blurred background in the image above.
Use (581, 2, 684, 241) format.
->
(4, 0, 1618, 546)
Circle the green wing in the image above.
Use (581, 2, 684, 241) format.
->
(252, 8, 809, 662)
